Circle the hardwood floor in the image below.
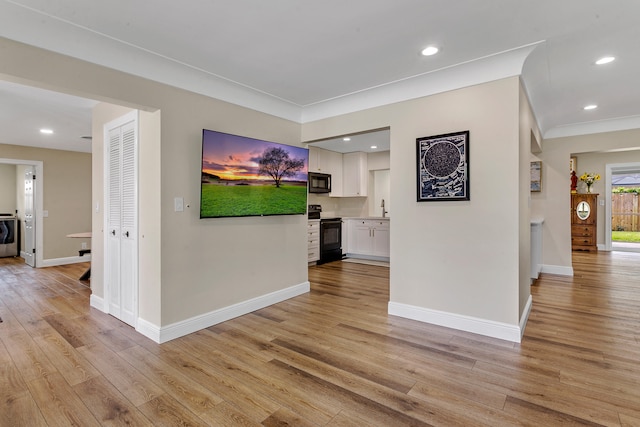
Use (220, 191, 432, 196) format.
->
(0, 251, 639, 426)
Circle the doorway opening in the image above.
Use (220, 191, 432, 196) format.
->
(305, 127, 391, 269)
(606, 162, 640, 252)
(0, 159, 43, 267)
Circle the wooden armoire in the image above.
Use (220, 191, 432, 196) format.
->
(571, 193, 598, 251)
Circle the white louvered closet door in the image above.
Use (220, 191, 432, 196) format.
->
(105, 112, 138, 327)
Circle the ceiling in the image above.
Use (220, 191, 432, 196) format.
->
(308, 129, 390, 154)
(1, 0, 640, 153)
(0, 81, 97, 153)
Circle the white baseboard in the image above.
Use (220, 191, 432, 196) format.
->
(136, 318, 161, 343)
(540, 264, 573, 276)
(345, 253, 390, 262)
(388, 301, 524, 343)
(519, 295, 533, 340)
(89, 293, 107, 312)
(40, 255, 91, 267)
(137, 281, 311, 344)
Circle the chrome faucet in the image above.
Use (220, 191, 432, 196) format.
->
(381, 199, 388, 218)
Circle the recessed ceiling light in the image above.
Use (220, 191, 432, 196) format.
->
(343, 137, 351, 141)
(40, 129, 54, 134)
(421, 46, 439, 56)
(370, 145, 378, 149)
(584, 104, 598, 110)
(595, 56, 615, 65)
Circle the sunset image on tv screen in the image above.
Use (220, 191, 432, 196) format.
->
(200, 129, 309, 218)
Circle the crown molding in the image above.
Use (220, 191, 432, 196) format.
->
(0, 1, 539, 125)
(544, 115, 640, 139)
(0, 1, 303, 121)
(301, 42, 541, 123)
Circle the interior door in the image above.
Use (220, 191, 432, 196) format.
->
(105, 111, 138, 327)
(23, 166, 35, 267)
(119, 120, 138, 325)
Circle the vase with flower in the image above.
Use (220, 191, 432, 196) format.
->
(579, 172, 600, 193)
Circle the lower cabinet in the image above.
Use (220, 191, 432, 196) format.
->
(346, 219, 390, 258)
(308, 220, 320, 262)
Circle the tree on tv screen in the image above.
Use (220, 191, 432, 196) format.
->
(257, 147, 305, 187)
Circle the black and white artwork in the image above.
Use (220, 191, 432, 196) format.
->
(416, 130, 469, 202)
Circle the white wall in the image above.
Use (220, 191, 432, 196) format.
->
(303, 77, 527, 340)
(15, 164, 26, 250)
(368, 151, 391, 217)
(0, 163, 16, 213)
(370, 169, 390, 218)
(519, 81, 540, 320)
(368, 150, 390, 170)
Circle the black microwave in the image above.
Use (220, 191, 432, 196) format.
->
(308, 172, 331, 193)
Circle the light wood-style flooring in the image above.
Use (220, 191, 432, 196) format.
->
(0, 251, 639, 426)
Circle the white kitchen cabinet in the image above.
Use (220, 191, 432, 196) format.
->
(346, 219, 389, 259)
(308, 146, 343, 196)
(308, 219, 320, 262)
(326, 150, 343, 197)
(308, 146, 326, 172)
(371, 221, 390, 257)
(352, 221, 372, 254)
(309, 146, 339, 173)
(341, 219, 348, 256)
(344, 219, 356, 254)
(343, 152, 367, 197)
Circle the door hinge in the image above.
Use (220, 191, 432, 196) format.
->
(32, 248, 36, 253)
(32, 175, 36, 180)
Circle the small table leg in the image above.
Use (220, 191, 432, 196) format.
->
(78, 249, 91, 281)
(79, 267, 91, 281)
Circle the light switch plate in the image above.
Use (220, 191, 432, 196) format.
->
(174, 197, 184, 212)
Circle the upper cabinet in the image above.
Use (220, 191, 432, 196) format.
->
(343, 152, 368, 197)
(308, 146, 343, 196)
(308, 146, 328, 173)
(308, 146, 374, 197)
(327, 150, 343, 197)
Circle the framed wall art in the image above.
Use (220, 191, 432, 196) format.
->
(530, 160, 542, 192)
(416, 130, 469, 202)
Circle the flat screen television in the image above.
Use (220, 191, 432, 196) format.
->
(200, 129, 309, 218)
